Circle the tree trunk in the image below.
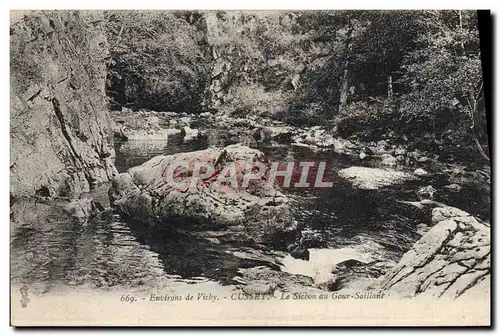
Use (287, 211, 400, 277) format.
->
(117, 23, 125, 44)
(468, 88, 488, 161)
(457, 11, 465, 55)
(338, 27, 354, 114)
(338, 66, 350, 111)
(473, 136, 490, 161)
(387, 74, 393, 101)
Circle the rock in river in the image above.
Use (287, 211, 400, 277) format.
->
(63, 198, 104, 223)
(338, 167, 415, 190)
(111, 112, 181, 140)
(380, 154, 397, 167)
(416, 185, 437, 200)
(109, 144, 297, 248)
(181, 126, 200, 142)
(376, 207, 490, 299)
(413, 168, 429, 176)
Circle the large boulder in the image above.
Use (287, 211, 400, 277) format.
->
(63, 198, 104, 224)
(109, 144, 297, 248)
(338, 167, 415, 190)
(431, 206, 470, 225)
(376, 207, 490, 299)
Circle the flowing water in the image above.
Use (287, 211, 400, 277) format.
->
(10, 130, 490, 293)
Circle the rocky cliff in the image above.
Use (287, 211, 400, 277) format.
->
(10, 10, 117, 197)
(203, 11, 246, 109)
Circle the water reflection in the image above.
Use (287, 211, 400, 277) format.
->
(11, 202, 170, 291)
(114, 133, 207, 173)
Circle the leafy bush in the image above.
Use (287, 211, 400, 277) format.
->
(334, 101, 397, 139)
(275, 101, 329, 127)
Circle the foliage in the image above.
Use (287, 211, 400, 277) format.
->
(227, 83, 291, 118)
(294, 10, 487, 160)
(335, 101, 397, 139)
(103, 10, 488, 160)
(397, 10, 488, 160)
(105, 10, 210, 112)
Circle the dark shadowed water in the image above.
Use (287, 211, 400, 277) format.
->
(10, 131, 490, 292)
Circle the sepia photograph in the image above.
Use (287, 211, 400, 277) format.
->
(9, 8, 491, 326)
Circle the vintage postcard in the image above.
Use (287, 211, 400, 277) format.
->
(10, 9, 491, 326)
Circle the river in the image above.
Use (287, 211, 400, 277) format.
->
(10, 130, 490, 294)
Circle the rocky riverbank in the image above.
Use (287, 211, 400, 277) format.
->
(374, 205, 490, 299)
(110, 109, 490, 196)
(109, 108, 490, 218)
(107, 129, 490, 297)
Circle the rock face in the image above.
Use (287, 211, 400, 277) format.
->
(338, 167, 415, 190)
(109, 144, 297, 248)
(10, 10, 116, 197)
(376, 207, 490, 299)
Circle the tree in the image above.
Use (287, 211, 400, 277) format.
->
(398, 10, 488, 160)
